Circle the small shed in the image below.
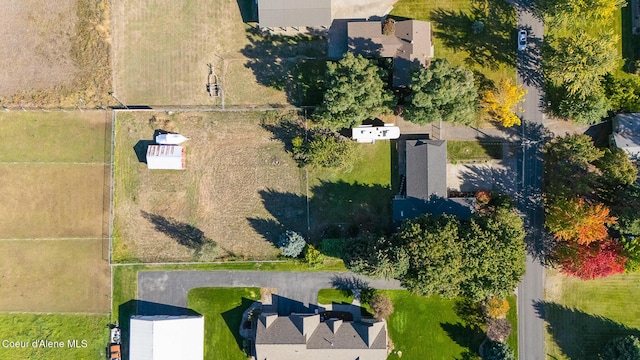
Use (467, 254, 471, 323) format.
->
(146, 145, 185, 170)
(129, 315, 204, 360)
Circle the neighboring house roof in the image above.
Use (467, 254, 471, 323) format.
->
(129, 315, 204, 360)
(146, 145, 185, 170)
(347, 20, 433, 86)
(255, 313, 387, 360)
(612, 113, 640, 159)
(258, 0, 332, 28)
(405, 139, 447, 199)
(393, 139, 474, 224)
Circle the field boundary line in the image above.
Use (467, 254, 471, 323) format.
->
(0, 237, 104, 241)
(0, 162, 108, 165)
(109, 109, 116, 320)
(0, 311, 110, 315)
(111, 260, 291, 267)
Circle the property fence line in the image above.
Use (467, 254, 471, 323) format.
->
(0, 237, 104, 241)
(108, 110, 116, 319)
(110, 260, 292, 267)
(0, 161, 107, 165)
(0, 311, 110, 315)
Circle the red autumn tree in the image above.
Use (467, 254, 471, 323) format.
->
(545, 197, 617, 245)
(560, 240, 627, 280)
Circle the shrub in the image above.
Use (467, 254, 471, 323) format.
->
(304, 244, 325, 267)
(277, 230, 306, 257)
(483, 341, 516, 360)
(369, 293, 394, 320)
(320, 238, 348, 258)
(483, 296, 509, 319)
(382, 18, 396, 35)
(486, 318, 512, 343)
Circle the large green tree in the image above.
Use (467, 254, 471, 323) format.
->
(545, 32, 620, 98)
(554, 86, 611, 125)
(381, 205, 526, 300)
(312, 52, 394, 130)
(600, 335, 640, 360)
(403, 59, 478, 126)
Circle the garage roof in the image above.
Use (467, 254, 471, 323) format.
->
(129, 315, 204, 360)
(258, 0, 332, 28)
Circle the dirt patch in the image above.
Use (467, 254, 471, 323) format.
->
(113, 111, 306, 262)
(0, 0, 112, 108)
(0, 240, 110, 312)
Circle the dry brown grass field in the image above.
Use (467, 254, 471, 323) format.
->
(113, 111, 306, 262)
(0, 0, 112, 108)
(112, 0, 325, 106)
(0, 240, 110, 312)
(0, 111, 111, 312)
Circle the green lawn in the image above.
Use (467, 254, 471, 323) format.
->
(309, 141, 393, 239)
(447, 140, 503, 160)
(0, 111, 109, 162)
(391, 0, 517, 85)
(544, 271, 640, 359)
(188, 288, 260, 360)
(0, 314, 109, 360)
(316, 289, 518, 359)
(317, 288, 354, 305)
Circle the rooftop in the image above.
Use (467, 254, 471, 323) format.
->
(258, 0, 332, 28)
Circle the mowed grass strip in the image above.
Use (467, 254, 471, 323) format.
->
(188, 288, 260, 360)
(0, 240, 110, 313)
(0, 111, 109, 162)
(0, 165, 106, 238)
(0, 313, 109, 360)
(447, 140, 503, 160)
(544, 271, 640, 360)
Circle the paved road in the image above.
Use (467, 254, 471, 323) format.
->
(516, 3, 547, 360)
(138, 270, 403, 312)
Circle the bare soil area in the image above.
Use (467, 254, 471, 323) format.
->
(0, 0, 112, 108)
(113, 111, 306, 262)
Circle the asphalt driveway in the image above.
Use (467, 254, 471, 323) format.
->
(138, 270, 403, 312)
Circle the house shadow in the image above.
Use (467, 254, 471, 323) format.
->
(236, 0, 257, 23)
(241, 27, 327, 106)
(430, 0, 517, 72)
(118, 300, 200, 360)
(535, 300, 640, 360)
(222, 297, 258, 353)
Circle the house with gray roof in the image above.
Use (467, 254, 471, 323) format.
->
(393, 139, 475, 225)
(257, 0, 332, 29)
(254, 313, 387, 360)
(611, 113, 640, 159)
(346, 19, 434, 87)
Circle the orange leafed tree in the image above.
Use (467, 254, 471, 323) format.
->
(545, 197, 617, 245)
(483, 78, 527, 127)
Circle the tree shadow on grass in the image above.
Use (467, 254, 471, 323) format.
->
(248, 181, 392, 245)
(221, 297, 256, 353)
(241, 27, 327, 106)
(141, 211, 220, 258)
(440, 322, 486, 357)
(535, 301, 640, 359)
(431, 0, 517, 72)
(259, 111, 306, 155)
(247, 189, 307, 245)
(309, 180, 392, 239)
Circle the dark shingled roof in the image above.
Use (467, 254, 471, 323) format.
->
(256, 314, 386, 349)
(405, 139, 447, 199)
(393, 139, 475, 224)
(347, 20, 433, 86)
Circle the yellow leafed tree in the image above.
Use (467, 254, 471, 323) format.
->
(483, 78, 527, 127)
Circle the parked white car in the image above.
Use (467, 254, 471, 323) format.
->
(518, 30, 527, 51)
